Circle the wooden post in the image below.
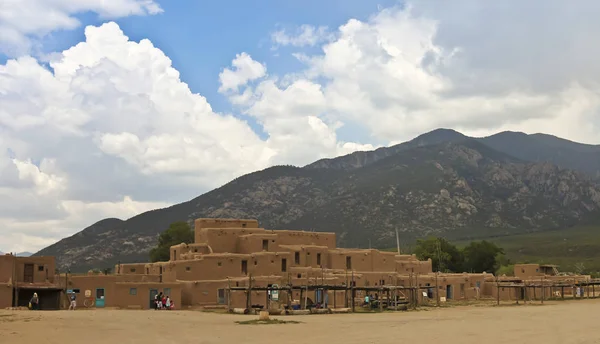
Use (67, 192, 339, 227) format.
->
(435, 272, 440, 307)
(415, 273, 419, 307)
(541, 278, 544, 304)
(333, 289, 336, 309)
(300, 288, 304, 310)
(593, 284, 595, 298)
(227, 279, 232, 312)
(304, 286, 308, 310)
(351, 286, 355, 313)
(523, 286, 527, 304)
(379, 287, 383, 312)
(496, 278, 500, 306)
(266, 286, 269, 310)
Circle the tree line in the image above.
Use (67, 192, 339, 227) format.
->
(414, 237, 509, 274)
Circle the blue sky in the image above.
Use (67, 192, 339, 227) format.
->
(3, 0, 600, 253)
(0, 0, 399, 143)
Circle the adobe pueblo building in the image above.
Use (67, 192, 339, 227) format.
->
(0, 255, 62, 309)
(2, 218, 596, 311)
(112, 218, 487, 309)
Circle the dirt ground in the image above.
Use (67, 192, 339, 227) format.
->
(2, 299, 600, 344)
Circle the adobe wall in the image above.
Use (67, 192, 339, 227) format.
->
(12, 256, 56, 284)
(237, 234, 278, 254)
(170, 243, 212, 261)
(196, 228, 265, 253)
(0, 284, 12, 308)
(396, 259, 433, 274)
(114, 282, 182, 309)
(63, 274, 180, 309)
(116, 263, 147, 275)
(0, 255, 15, 283)
(274, 231, 336, 249)
(514, 264, 543, 279)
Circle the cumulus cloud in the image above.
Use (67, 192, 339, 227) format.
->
(251, 4, 600, 144)
(4, 1, 600, 253)
(218, 52, 267, 93)
(0, 0, 162, 56)
(0, 21, 371, 252)
(271, 24, 332, 48)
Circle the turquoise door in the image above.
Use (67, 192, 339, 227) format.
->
(95, 288, 105, 308)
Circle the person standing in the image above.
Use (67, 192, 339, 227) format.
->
(30, 293, 39, 310)
(68, 293, 77, 310)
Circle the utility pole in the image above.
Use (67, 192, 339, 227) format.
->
(395, 228, 401, 255)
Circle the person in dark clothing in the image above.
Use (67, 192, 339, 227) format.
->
(154, 293, 159, 310)
(30, 293, 39, 310)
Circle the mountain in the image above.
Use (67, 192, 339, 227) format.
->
(16, 252, 32, 257)
(307, 129, 600, 178)
(35, 134, 600, 272)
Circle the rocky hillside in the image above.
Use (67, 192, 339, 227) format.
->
(308, 129, 600, 178)
(35, 134, 600, 272)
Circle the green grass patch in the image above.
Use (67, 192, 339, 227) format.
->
(235, 319, 301, 325)
(454, 225, 600, 273)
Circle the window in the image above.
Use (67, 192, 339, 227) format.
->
(186, 266, 191, 271)
(217, 262, 222, 267)
(297, 273, 302, 278)
(38, 265, 45, 272)
(316, 253, 321, 266)
(129, 288, 137, 295)
(294, 252, 300, 264)
(262, 239, 268, 251)
(242, 223, 247, 227)
(346, 256, 352, 269)
(241, 260, 248, 275)
(130, 268, 136, 273)
(281, 258, 287, 272)
(194, 249, 198, 252)
(173, 250, 177, 259)
(254, 260, 257, 265)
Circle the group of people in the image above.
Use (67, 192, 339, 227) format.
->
(154, 292, 174, 310)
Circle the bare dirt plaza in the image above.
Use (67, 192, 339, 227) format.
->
(2, 299, 599, 344)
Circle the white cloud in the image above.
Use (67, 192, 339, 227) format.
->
(248, 4, 600, 145)
(4, 1, 600, 254)
(218, 53, 267, 93)
(271, 24, 332, 48)
(0, 21, 372, 253)
(0, 0, 162, 56)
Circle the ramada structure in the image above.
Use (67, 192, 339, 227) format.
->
(1, 218, 598, 310)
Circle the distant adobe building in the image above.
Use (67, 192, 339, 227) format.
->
(1, 218, 594, 310)
(0, 255, 61, 309)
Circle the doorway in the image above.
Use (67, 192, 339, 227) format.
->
(446, 285, 453, 300)
(95, 288, 105, 308)
(149, 289, 158, 309)
(217, 289, 226, 305)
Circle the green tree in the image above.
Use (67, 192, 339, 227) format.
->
(462, 240, 504, 273)
(149, 221, 194, 262)
(414, 237, 464, 272)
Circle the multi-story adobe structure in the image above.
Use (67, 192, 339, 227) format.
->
(1, 218, 594, 310)
(110, 218, 490, 309)
(0, 254, 62, 309)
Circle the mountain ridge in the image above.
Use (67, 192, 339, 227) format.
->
(34, 130, 600, 272)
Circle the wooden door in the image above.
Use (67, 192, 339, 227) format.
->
(23, 264, 34, 283)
